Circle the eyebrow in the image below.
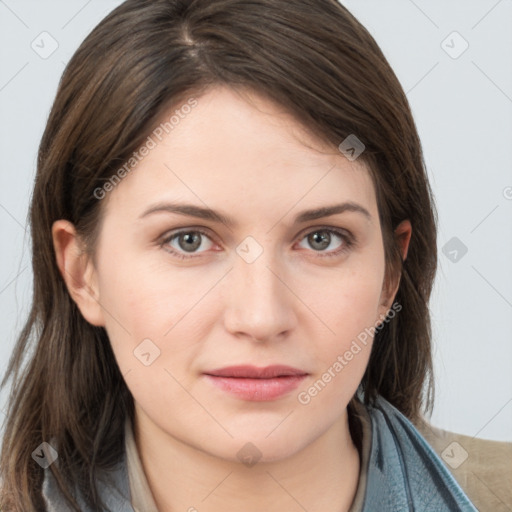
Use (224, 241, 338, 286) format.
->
(139, 201, 372, 227)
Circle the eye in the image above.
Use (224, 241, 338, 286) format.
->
(160, 226, 354, 260)
(161, 229, 216, 259)
(296, 227, 354, 258)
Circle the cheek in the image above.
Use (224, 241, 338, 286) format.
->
(95, 251, 222, 379)
(303, 253, 385, 342)
(97, 247, 202, 332)
(328, 278, 383, 345)
(296, 252, 385, 391)
(294, 280, 380, 419)
(95, 264, 203, 415)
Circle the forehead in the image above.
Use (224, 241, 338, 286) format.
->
(103, 86, 377, 222)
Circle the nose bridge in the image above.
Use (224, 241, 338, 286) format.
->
(223, 236, 296, 340)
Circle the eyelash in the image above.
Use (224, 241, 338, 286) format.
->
(160, 226, 355, 261)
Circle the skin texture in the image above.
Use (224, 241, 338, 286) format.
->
(53, 86, 411, 512)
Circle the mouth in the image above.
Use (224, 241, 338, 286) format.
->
(203, 365, 309, 401)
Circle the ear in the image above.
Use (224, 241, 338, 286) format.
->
(52, 220, 106, 327)
(376, 219, 412, 321)
(394, 219, 412, 262)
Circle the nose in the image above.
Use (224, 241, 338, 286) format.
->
(222, 247, 297, 343)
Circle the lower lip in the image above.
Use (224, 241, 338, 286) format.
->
(203, 374, 307, 401)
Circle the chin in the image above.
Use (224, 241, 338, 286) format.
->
(210, 429, 313, 465)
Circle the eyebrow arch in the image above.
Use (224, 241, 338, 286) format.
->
(139, 201, 372, 227)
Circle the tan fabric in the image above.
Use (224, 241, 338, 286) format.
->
(125, 416, 160, 512)
(416, 418, 512, 511)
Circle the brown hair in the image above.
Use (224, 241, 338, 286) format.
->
(0, 0, 437, 509)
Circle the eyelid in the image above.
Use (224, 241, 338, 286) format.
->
(296, 224, 353, 242)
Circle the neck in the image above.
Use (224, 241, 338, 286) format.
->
(134, 406, 361, 512)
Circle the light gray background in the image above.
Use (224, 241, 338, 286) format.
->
(0, 0, 511, 441)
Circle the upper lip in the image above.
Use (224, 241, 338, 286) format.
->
(204, 365, 308, 378)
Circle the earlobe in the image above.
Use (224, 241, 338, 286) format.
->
(52, 220, 105, 327)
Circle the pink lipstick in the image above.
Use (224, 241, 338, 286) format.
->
(203, 365, 308, 401)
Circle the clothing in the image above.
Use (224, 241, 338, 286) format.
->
(415, 418, 512, 511)
(41, 394, 488, 511)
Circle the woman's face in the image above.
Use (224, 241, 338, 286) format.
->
(77, 86, 402, 461)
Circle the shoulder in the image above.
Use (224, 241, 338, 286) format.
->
(359, 394, 478, 511)
(416, 418, 512, 512)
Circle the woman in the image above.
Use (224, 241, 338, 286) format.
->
(0, 0, 501, 510)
